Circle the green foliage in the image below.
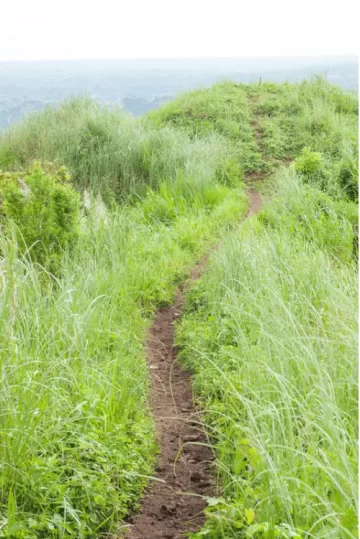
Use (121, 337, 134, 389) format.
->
(141, 185, 181, 224)
(336, 142, 359, 201)
(259, 169, 357, 262)
(0, 97, 249, 538)
(0, 99, 231, 205)
(149, 82, 266, 173)
(0, 169, 248, 537)
(0, 162, 80, 268)
(180, 77, 358, 539)
(177, 168, 358, 538)
(0, 77, 357, 538)
(294, 147, 324, 174)
(215, 157, 244, 187)
(255, 96, 282, 116)
(249, 77, 358, 199)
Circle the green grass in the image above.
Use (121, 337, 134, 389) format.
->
(249, 78, 358, 199)
(0, 78, 358, 538)
(177, 170, 358, 538)
(151, 78, 358, 200)
(148, 81, 266, 173)
(173, 78, 358, 538)
(0, 98, 232, 204)
(0, 192, 248, 538)
(0, 97, 248, 537)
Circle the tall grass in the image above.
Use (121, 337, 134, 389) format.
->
(0, 179, 247, 537)
(0, 95, 249, 537)
(178, 171, 358, 538)
(0, 78, 357, 538)
(148, 81, 265, 173)
(251, 77, 358, 199)
(0, 211, 155, 538)
(0, 98, 230, 203)
(151, 78, 358, 199)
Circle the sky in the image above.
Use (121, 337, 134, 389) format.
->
(0, 0, 358, 62)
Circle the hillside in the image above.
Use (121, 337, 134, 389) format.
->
(0, 78, 358, 539)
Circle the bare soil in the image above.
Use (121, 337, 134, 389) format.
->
(124, 189, 263, 539)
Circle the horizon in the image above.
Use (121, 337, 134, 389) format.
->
(1, 53, 357, 129)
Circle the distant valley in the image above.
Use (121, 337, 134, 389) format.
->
(0, 56, 357, 128)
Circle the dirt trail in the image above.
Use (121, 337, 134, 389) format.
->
(124, 188, 263, 539)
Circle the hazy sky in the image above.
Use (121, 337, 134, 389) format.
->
(0, 0, 358, 61)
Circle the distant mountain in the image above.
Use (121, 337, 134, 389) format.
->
(0, 56, 357, 128)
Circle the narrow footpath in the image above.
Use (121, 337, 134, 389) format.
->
(125, 188, 263, 539)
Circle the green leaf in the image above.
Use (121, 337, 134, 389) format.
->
(245, 507, 255, 524)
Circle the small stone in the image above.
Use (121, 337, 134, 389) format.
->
(183, 434, 202, 442)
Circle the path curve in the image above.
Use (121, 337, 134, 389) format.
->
(125, 188, 263, 539)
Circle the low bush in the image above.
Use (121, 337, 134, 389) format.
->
(0, 162, 80, 269)
(294, 147, 324, 175)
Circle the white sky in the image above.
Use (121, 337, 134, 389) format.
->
(0, 0, 358, 61)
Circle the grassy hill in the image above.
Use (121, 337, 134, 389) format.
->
(0, 78, 358, 538)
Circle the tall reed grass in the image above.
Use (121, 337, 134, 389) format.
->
(178, 171, 358, 538)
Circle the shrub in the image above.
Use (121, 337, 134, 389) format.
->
(294, 147, 324, 175)
(141, 185, 181, 224)
(0, 162, 80, 269)
(215, 157, 244, 187)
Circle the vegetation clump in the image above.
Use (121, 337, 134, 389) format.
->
(0, 162, 80, 269)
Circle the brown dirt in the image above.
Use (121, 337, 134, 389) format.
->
(124, 188, 263, 539)
(251, 119, 263, 143)
(244, 171, 265, 184)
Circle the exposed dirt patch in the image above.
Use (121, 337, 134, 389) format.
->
(246, 189, 263, 216)
(251, 119, 263, 143)
(244, 171, 266, 184)
(124, 189, 262, 539)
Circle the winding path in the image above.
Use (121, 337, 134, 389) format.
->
(124, 188, 263, 539)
